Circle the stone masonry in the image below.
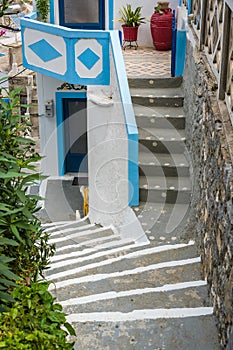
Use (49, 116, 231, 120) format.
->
(183, 29, 233, 349)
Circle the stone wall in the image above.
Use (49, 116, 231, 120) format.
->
(8, 72, 39, 138)
(183, 29, 233, 349)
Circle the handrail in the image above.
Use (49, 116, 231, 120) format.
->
(109, 30, 139, 206)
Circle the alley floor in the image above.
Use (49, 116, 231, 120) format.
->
(123, 46, 171, 78)
(44, 47, 220, 349)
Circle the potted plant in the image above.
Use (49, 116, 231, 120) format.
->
(117, 4, 146, 47)
(150, 2, 172, 50)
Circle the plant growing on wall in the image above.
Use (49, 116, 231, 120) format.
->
(36, 0, 49, 22)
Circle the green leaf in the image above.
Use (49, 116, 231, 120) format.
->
(0, 171, 25, 179)
(64, 322, 76, 336)
(10, 224, 24, 243)
(0, 277, 18, 287)
(0, 237, 18, 246)
(15, 189, 27, 204)
(21, 173, 43, 187)
(0, 265, 19, 280)
(0, 256, 14, 264)
(0, 291, 15, 302)
(11, 307, 18, 319)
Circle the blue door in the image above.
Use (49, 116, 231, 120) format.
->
(59, 0, 105, 29)
(63, 98, 88, 173)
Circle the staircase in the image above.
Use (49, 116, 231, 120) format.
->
(130, 77, 192, 242)
(44, 77, 219, 349)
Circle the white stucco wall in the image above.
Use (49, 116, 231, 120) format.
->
(52, 0, 179, 47)
(87, 49, 129, 228)
(113, 0, 179, 47)
(37, 73, 60, 176)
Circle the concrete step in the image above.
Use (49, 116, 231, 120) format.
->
(48, 240, 144, 274)
(47, 241, 198, 284)
(49, 257, 202, 299)
(133, 202, 190, 243)
(45, 222, 94, 235)
(130, 87, 184, 107)
(138, 127, 186, 154)
(139, 151, 190, 177)
(128, 76, 183, 89)
(62, 283, 209, 314)
(135, 105, 185, 129)
(51, 239, 142, 263)
(69, 315, 219, 350)
(49, 227, 120, 250)
(139, 176, 191, 204)
(138, 127, 185, 141)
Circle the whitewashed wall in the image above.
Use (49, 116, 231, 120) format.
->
(37, 73, 59, 176)
(87, 49, 129, 228)
(113, 0, 179, 47)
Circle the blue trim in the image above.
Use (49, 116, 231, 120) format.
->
(56, 91, 87, 176)
(21, 19, 110, 85)
(21, 18, 109, 38)
(24, 11, 38, 20)
(171, 10, 176, 77)
(110, 30, 139, 207)
(50, 0, 55, 24)
(175, 30, 186, 76)
(109, 0, 114, 30)
(58, 0, 105, 29)
(187, 0, 192, 14)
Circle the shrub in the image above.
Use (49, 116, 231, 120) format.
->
(0, 87, 55, 292)
(0, 282, 75, 349)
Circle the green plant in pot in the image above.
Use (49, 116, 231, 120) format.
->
(117, 4, 146, 46)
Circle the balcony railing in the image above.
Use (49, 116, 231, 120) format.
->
(189, 0, 233, 125)
(21, 18, 110, 85)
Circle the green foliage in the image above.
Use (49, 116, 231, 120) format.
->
(0, 87, 55, 309)
(117, 4, 145, 27)
(36, 0, 49, 22)
(154, 5, 163, 14)
(0, 237, 19, 312)
(0, 0, 13, 18)
(0, 282, 75, 349)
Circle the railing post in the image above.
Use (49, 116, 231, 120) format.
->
(199, 0, 208, 50)
(219, 2, 231, 100)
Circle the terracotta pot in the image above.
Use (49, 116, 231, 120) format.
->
(122, 25, 139, 42)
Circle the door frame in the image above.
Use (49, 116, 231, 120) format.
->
(58, 0, 105, 29)
(56, 91, 87, 176)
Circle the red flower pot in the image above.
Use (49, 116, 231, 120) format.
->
(122, 25, 139, 42)
(150, 8, 172, 50)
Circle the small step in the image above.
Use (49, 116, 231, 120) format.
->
(48, 242, 197, 277)
(134, 105, 185, 129)
(130, 87, 184, 107)
(138, 127, 186, 154)
(139, 151, 190, 177)
(50, 227, 117, 249)
(139, 176, 191, 204)
(138, 127, 185, 141)
(68, 315, 219, 350)
(128, 76, 183, 89)
(50, 257, 202, 298)
(62, 283, 209, 314)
